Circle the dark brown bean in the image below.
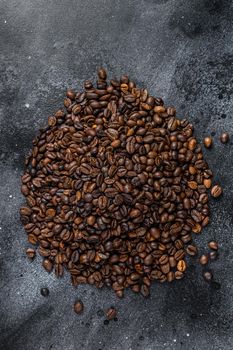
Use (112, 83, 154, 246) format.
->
(105, 307, 117, 320)
(26, 248, 36, 259)
(203, 137, 212, 148)
(42, 259, 53, 272)
(220, 132, 229, 144)
(209, 251, 218, 260)
(208, 241, 218, 250)
(203, 270, 213, 282)
(74, 300, 84, 314)
(186, 245, 198, 256)
(98, 68, 107, 80)
(211, 185, 222, 198)
(199, 255, 209, 265)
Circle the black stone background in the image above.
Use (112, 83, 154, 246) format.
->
(0, 0, 233, 349)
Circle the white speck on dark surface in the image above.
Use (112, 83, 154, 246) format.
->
(0, 0, 233, 349)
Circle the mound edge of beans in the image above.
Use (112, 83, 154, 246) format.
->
(20, 68, 220, 298)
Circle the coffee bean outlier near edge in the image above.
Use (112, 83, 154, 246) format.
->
(20, 68, 226, 303)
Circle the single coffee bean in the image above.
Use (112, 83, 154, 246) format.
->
(26, 248, 36, 259)
(66, 89, 76, 100)
(186, 245, 198, 256)
(175, 271, 184, 280)
(192, 223, 202, 234)
(74, 300, 84, 314)
(46, 208, 56, 217)
(203, 270, 213, 282)
(208, 241, 218, 250)
(211, 185, 222, 198)
(105, 307, 117, 320)
(203, 178, 212, 189)
(167, 271, 175, 282)
(199, 255, 209, 265)
(188, 138, 197, 151)
(177, 260, 187, 272)
(42, 259, 53, 272)
(220, 132, 229, 144)
(209, 251, 218, 260)
(98, 68, 107, 80)
(41, 288, 49, 297)
(203, 137, 212, 148)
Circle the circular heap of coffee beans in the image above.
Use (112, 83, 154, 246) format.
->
(20, 69, 213, 297)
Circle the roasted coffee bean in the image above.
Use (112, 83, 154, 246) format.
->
(208, 241, 218, 250)
(203, 137, 212, 148)
(26, 248, 36, 259)
(167, 271, 175, 282)
(42, 259, 53, 272)
(177, 260, 186, 272)
(203, 178, 212, 189)
(211, 185, 222, 198)
(220, 132, 229, 144)
(66, 89, 76, 100)
(203, 270, 213, 282)
(98, 68, 107, 80)
(20, 68, 216, 299)
(74, 300, 84, 314)
(140, 284, 150, 297)
(186, 245, 198, 256)
(175, 271, 184, 280)
(105, 307, 117, 320)
(41, 287, 49, 297)
(199, 255, 209, 265)
(209, 251, 218, 260)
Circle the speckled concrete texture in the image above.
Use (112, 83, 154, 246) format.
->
(0, 0, 233, 349)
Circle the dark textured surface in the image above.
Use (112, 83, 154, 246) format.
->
(0, 0, 233, 349)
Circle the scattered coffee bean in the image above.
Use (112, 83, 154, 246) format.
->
(203, 271, 213, 282)
(105, 307, 117, 320)
(186, 245, 198, 256)
(220, 132, 229, 144)
(41, 288, 49, 297)
(209, 251, 218, 260)
(98, 68, 107, 80)
(203, 137, 212, 148)
(20, 68, 216, 298)
(208, 241, 218, 251)
(211, 185, 222, 198)
(199, 255, 209, 265)
(74, 300, 84, 314)
(26, 248, 36, 259)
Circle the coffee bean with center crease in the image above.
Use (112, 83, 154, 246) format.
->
(186, 245, 198, 256)
(211, 185, 222, 198)
(20, 68, 215, 300)
(105, 307, 117, 320)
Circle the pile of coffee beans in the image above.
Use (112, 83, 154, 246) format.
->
(20, 68, 222, 298)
